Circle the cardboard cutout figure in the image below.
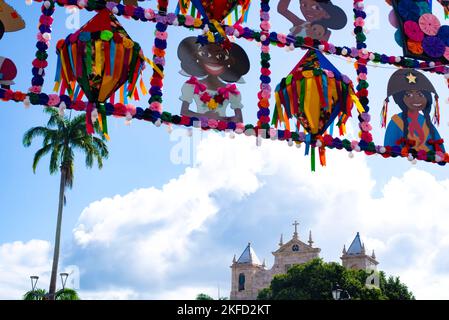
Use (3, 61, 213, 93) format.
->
(277, 0, 347, 41)
(383, 69, 445, 153)
(0, 1, 25, 88)
(177, 37, 250, 123)
(0, 56, 17, 89)
(0, 0, 25, 40)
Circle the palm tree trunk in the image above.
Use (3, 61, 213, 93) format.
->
(48, 167, 66, 300)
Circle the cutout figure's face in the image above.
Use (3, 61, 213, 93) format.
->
(307, 24, 326, 39)
(300, 0, 330, 22)
(403, 90, 427, 112)
(196, 44, 231, 76)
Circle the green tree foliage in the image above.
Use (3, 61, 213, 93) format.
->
(196, 293, 215, 300)
(23, 289, 47, 300)
(23, 288, 81, 300)
(257, 258, 414, 300)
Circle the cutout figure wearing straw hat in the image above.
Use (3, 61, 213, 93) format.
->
(382, 69, 445, 153)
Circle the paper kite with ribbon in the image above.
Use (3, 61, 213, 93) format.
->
(176, 0, 251, 47)
(176, 0, 251, 23)
(272, 50, 364, 170)
(54, 9, 145, 138)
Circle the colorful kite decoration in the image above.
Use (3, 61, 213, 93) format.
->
(0, 0, 25, 40)
(176, 0, 251, 47)
(176, 0, 251, 24)
(1, 0, 449, 168)
(54, 9, 145, 137)
(273, 50, 364, 170)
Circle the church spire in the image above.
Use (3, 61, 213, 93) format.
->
(232, 254, 236, 263)
(279, 234, 283, 246)
(371, 250, 376, 259)
(308, 230, 314, 247)
(292, 220, 299, 240)
(342, 244, 347, 255)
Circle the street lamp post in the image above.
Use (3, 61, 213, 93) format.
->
(28, 273, 70, 300)
(332, 283, 351, 300)
(60, 273, 69, 291)
(332, 283, 342, 300)
(30, 276, 39, 292)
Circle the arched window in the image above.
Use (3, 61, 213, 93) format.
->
(238, 273, 245, 291)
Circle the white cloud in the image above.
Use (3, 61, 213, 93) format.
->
(150, 286, 219, 300)
(3, 131, 449, 299)
(0, 240, 52, 299)
(79, 288, 139, 300)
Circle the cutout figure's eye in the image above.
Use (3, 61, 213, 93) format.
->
(198, 51, 206, 57)
(216, 53, 229, 61)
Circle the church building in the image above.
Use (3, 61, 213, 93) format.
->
(230, 222, 378, 300)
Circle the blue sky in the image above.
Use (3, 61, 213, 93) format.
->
(1, 1, 449, 299)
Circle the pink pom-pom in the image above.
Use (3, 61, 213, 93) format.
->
(354, 17, 365, 27)
(150, 102, 163, 113)
(185, 15, 195, 26)
(260, 21, 270, 31)
(47, 94, 60, 106)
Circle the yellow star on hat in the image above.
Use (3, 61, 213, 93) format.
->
(406, 73, 417, 84)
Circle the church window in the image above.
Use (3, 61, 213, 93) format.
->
(292, 244, 299, 252)
(238, 273, 245, 291)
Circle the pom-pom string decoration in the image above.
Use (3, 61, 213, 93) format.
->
(257, 0, 271, 134)
(147, 0, 169, 120)
(353, 0, 374, 153)
(2, 0, 448, 166)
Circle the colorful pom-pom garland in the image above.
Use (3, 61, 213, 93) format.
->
(1, 0, 449, 167)
(391, 0, 449, 62)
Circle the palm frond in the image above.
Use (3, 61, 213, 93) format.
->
(23, 126, 53, 147)
(49, 143, 62, 175)
(23, 289, 47, 300)
(32, 144, 53, 173)
(45, 108, 66, 128)
(55, 288, 80, 300)
(92, 136, 109, 159)
(24, 108, 109, 189)
(61, 147, 75, 189)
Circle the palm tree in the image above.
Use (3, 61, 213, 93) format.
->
(23, 108, 108, 300)
(23, 289, 47, 300)
(55, 288, 81, 300)
(23, 288, 81, 300)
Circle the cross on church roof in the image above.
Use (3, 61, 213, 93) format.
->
(292, 220, 299, 239)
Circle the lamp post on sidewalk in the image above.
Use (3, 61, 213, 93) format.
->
(332, 283, 351, 300)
